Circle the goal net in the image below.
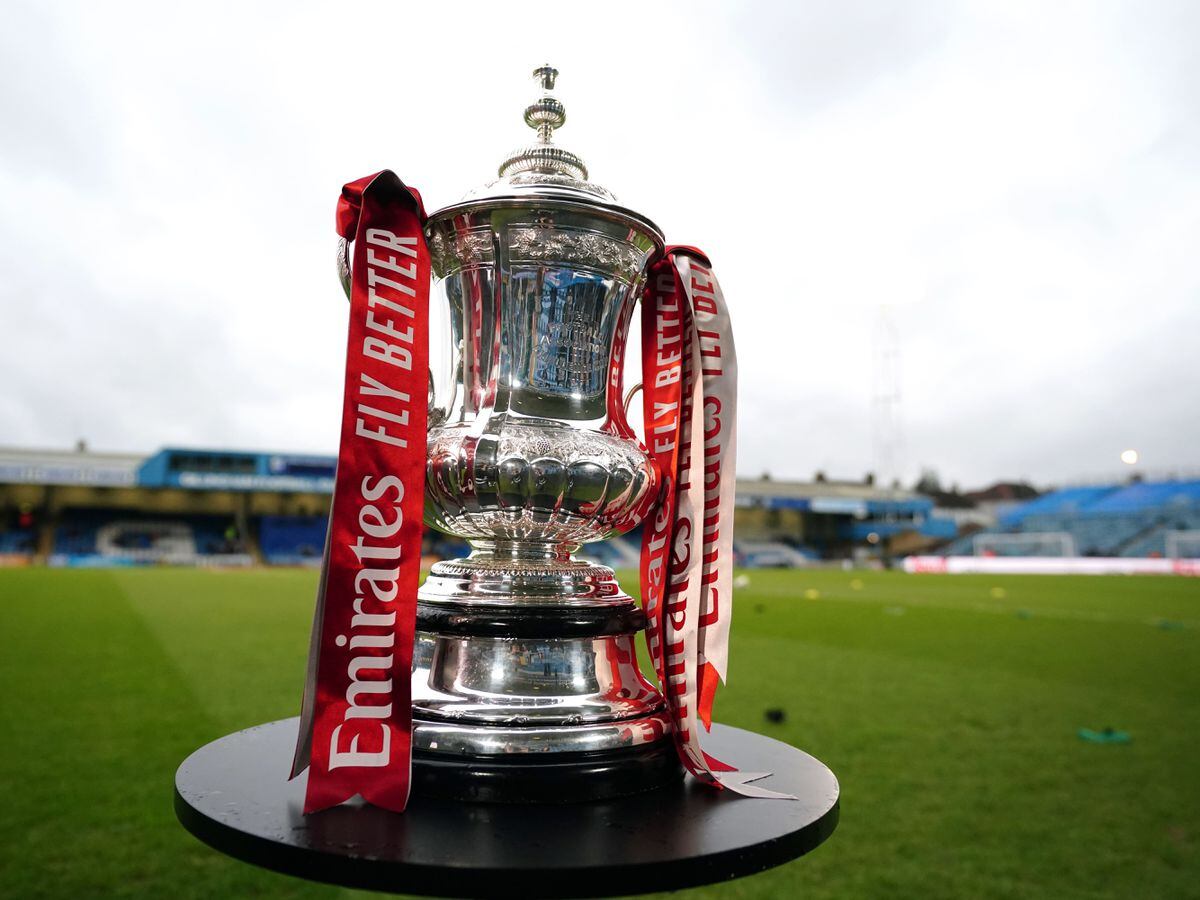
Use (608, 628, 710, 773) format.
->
(1165, 530, 1200, 559)
(973, 532, 1077, 557)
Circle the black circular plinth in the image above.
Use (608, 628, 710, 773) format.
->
(174, 718, 839, 899)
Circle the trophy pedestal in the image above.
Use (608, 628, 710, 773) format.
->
(408, 552, 682, 802)
(174, 717, 839, 898)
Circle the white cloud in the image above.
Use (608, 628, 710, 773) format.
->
(1, 0, 1196, 488)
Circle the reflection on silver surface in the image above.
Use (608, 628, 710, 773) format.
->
(423, 202, 660, 545)
(412, 712, 672, 756)
(412, 633, 659, 725)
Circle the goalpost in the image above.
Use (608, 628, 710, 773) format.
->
(973, 532, 1077, 558)
(1165, 531, 1200, 559)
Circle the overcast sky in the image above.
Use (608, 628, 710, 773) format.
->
(2, 0, 1197, 489)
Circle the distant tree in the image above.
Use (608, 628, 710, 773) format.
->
(815, 471, 828, 483)
(864, 472, 876, 486)
(914, 468, 942, 495)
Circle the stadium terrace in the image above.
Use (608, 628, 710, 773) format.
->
(0, 444, 1198, 571)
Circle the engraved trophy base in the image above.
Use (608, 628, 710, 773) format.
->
(409, 548, 682, 802)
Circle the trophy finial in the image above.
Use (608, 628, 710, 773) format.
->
(498, 64, 588, 182)
(523, 64, 566, 144)
(533, 64, 558, 91)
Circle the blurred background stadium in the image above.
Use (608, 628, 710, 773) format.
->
(3, 442, 1198, 571)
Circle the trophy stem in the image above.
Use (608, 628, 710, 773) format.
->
(468, 538, 580, 563)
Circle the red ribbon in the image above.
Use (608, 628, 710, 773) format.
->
(292, 171, 430, 813)
(639, 249, 793, 799)
(640, 250, 714, 783)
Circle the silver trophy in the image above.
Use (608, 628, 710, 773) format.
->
(389, 66, 677, 800)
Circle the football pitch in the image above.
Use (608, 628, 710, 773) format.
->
(0, 567, 1197, 900)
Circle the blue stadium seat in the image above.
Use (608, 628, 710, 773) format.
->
(999, 486, 1117, 527)
(259, 515, 328, 565)
(945, 481, 1200, 558)
(0, 530, 35, 554)
(52, 510, 244, 562)
(1084, 481, 1200, 515)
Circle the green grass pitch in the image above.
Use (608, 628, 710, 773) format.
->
(1, 567, 1197, 899)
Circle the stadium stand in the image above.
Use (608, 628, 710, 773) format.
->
(50, 509, 248, 566)
(1119, 512, 1200, 558)
(1, 444, 963, 567)
(943, 479, 1200, 558)
(1084, 480, 1200, 514)
(259, 515, 328, 565)
(735, 476, 957, 560)
(999, 486, 1117, 526)
(0, 528, 35, 554)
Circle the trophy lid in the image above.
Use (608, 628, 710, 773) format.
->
(429, 65, 663, 249)
(457, 65, 620, 205)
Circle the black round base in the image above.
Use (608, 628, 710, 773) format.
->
(174, 717, 839, 898)
(412, 739, 683, 803)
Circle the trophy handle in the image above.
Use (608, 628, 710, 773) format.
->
(623, 382, 643, 420)
(337, 237, 353, 301)
(338, 236, 437, 418)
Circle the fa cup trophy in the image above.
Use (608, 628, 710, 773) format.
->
(410, 66, 672, 802)
(293, 65, 764, 812)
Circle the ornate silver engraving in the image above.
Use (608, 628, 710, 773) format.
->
(423, 421, 655, 544)
(428, 227, 494, 278)
(430, 559, 614, 579)
(507, 226, 646, 279)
